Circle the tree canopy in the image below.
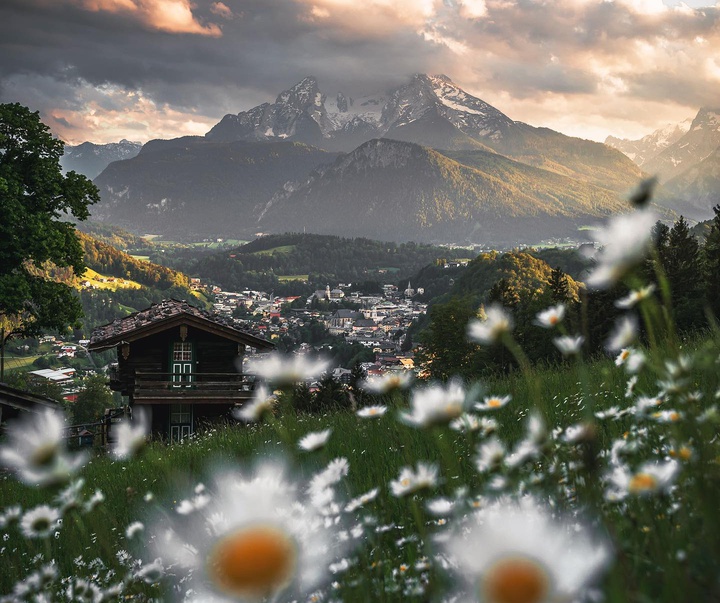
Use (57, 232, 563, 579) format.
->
(0, 103, 99, 341)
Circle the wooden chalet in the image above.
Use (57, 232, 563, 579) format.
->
(88, 299, 274, 441)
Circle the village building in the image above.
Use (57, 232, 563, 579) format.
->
(89, 299, 274, 442)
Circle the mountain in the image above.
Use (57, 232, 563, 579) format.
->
(256, 138, 629, 245)
(605, 119, 691, 167)
(662, 147, 720, 219)
(91, 138, 339, 237)
(641, 108, 720, 181)
(60, 139, 142, 179)
(205, 74, 644, 191)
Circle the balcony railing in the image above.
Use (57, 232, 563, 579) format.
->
(131, 371, 257, 403)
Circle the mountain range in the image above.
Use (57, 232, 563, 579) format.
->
(606, 108, 720, 219)
(88, 74, 651, 244)
(61, 139, 142, 180)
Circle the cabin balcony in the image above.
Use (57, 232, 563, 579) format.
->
(130, 372, 258, 405)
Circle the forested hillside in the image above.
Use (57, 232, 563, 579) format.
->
(158, 233, 474, 294)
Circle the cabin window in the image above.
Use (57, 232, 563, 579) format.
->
(173, 342, 192, 362)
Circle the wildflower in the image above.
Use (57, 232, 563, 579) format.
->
(309, 457, 350, 495)
(0, 409, 87, 486)
(586, 209, 657, 289)
(467, 305, 513, 345)
(400, 380, 467, 427)
(344, 488, 379, 513)
(135, 558, 165, 584)
(360, 372, 413, 394)
(246, 353, 330, 387)
(112, 410, 149, 459)
(607, 460, 679, 500)
(390, 463, 439, 497)
(84, 489, 105, 512)
(150, 461, 350, 602)
(615, 284, 656, 309)
(126, 521, 145, 538)
(634, 395, 663, 416)
(298, 429, 332, 452)
(65, 578, 103, 602)
(475, 437, 506, 473)
(427, 498, 455, 516)
(534, 304, 566, 328)
(474, 395, 511, 412)
(56, 478, 85, 514)
(651, 410, 683, 423)
(553, 335, 584, 356)
(20, 505, 60, 539)
(234, 385, 276, 422)
(450, 413, 497, 434)
(606, 315, 638, 351)
(442, 497, 611, 603)
(356, 405, 387, 419)
(616, 347, 645, 373)
(625, 376, 638, 398)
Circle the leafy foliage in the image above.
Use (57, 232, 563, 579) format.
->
(0, 103, 99, 341)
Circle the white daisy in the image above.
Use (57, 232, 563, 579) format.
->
(20, 505, 60, 539)
(126, 521, 145, 539)
(474, 395, 512, 412)
(606, 460, 679, 500)
(615, 284, 656, 309)
(344, 488, 379, 513)
(150, 461, 351, 602)
(534, 304, 566, 328)
(442, 497, 611, 603)
(298, 429, 332, 452)
(586, 209, 658, 289)
(553, 335, 584, 356)
(246, 353, 331, 387)
(400, 380, 467, 427)
(467, 305, 513, 345)
(359, 372, 413, 394)
(390, 463, 439, 497)
(233, 385, 276, 422)
(475, 437, 506, 473)
(0, 409, 87, 486)
(606, 316, 638, 352)
(112, 410, 149, 460)
(356, 405, 387, 419)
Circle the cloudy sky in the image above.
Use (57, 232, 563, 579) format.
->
(1, 0, 718, 145)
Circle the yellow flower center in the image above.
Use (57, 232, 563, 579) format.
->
(620, 350, 630, 362)
(629, 472, 658, 494)
(488, 399, 502, 408)
(31, 443, 58, 467)
(549, 315, 559, 325)
(207, 524, 297, 597)
(482, 556, 550, 603)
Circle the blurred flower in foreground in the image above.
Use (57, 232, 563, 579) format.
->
(615, 284, 656, 309)
(298, 429, 331, 452)
(20, 504, 61, 539)
(606, 316, 638, 352)
(606, 460, 679, 500)
(468, 305, 513, 345)
(233, 384, 276, 422)
(474, 395, 512, 412)
(390, 462, 439, 497)
(151, 461, 350, 602)
(246, 353, 330, 387)
(586, 209, 657, 289)
(112, 409, 149, 460)
(356, 405, 387, 419)
(360, 371, 413, 394)
(534, 304, 566, 329)
(442, 497, 611, 603)
(0, 409, 87, 486)
(400, 380, 467, 427)
(553, 335, 585, 356)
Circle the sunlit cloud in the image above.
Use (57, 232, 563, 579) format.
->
(76, 0, 222, 36)
(210, 2, 234, 19)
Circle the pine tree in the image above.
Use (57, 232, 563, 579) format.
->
(548, 266, 572, 303)
(703, 205, 720, 320)
(665, 216, 703, 331)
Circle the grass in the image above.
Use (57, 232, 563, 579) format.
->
(128, 255, 150, 262)
(1, 354, 42, 372)
(250, 244, 297, 256)
(278, 274, 309, 282)
(80, 268, 142, 291)
(1, 332, 719, 601)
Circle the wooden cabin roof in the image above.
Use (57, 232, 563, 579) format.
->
(0, 383, 61, 414)
(88, 299, 274, 351)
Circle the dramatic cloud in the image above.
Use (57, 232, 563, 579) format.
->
(0, 0, 718, 143)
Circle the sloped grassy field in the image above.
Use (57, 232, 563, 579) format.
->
(2, 331, 720, 602)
